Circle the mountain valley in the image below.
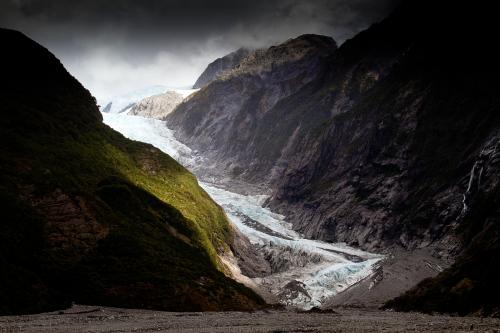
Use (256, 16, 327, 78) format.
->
(1, 1, 500, 328)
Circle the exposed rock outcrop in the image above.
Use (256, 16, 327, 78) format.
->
(99, 85, 167, 114)
(168, 34, 338, 185)
(167, 4, 500, 252)
(128, 91, 184, 119)
(193, 48, 251, 88)
(166, 2, 500, 316)
(101, 102, 112, 113)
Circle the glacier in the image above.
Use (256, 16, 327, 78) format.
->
(100, 86, 198, 114)
(102, 112, 383, 309)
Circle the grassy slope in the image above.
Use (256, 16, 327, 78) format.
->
(0, 28, 264, 315)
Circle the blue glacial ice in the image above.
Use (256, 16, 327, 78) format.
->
(102, 112, 383, 309)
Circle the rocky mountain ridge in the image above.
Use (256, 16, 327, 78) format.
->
(128, 91, 185, 119)
(100, 85, 168, 114)
(168, 34, 338, 185)
(193, 48, 251, 89)
(166, 2, 500, 316)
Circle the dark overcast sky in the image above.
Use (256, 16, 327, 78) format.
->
(0, 0, 399, 102)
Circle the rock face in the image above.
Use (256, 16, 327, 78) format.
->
(192, 48, 251, 88)
(101, 102, 112, 113)
(167, 2, 500, 316)
(168, 34, 338, 184)
(128, 91, 184, 119)
(100, 85, 167, 113)
(0, 28, 265, 315)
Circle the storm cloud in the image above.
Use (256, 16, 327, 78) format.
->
(0, 0, 399, 102)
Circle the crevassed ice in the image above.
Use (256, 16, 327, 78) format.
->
(102, 112, 383, 309)
(102, 113, 198, 167)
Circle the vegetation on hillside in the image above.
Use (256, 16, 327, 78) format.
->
(0, 28, 264, 315)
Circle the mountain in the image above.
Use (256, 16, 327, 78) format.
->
(166, 2, 500, 316)
(127, 89, 199, 119)
(99, 85, 167, 114)
(168, 34, 338, 184)
(128, 91, 185, 119)
(0, 28, 265, 315)
(192, 48, 251, 89)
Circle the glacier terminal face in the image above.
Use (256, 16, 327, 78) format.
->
(102, 112, 383, 309)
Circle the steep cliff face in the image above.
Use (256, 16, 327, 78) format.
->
(166, 2, 500, 315)
(192, 48, 251, 89)
(0, 28, 264, 315)
(268, 3, 500, 252)
(385, 165, 500, 316)
(168, 34, 338, 184)
(167, 3, 500, 252)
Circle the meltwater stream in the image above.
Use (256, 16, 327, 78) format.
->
(103, 112, 383, 309)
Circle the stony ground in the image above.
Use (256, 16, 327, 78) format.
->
(1, 305, 500, 332)
(323, 248, 451, 309)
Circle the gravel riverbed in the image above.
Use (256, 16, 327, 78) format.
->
(1, 305, 499, 332)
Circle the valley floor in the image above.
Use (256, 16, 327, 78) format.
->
(1, 305, 499, 333)
(101, 112, 384, 309)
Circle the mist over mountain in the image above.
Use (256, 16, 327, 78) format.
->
(0, 0, 398, 102)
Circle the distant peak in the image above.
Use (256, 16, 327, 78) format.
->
(220, 34, 337, 77)
(277, 34, 337, 51)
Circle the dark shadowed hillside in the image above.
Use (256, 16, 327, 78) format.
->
(166, 2, 500, 316)
(0, 28, 265, 315)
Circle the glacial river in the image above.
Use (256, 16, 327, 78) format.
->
(102, 112, 383, 309)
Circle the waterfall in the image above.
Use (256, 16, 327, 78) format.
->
(460, 138, 499, 216)
(462, 160, 483, 213)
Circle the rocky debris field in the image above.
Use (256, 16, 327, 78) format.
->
(1, 305, 499, 333)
